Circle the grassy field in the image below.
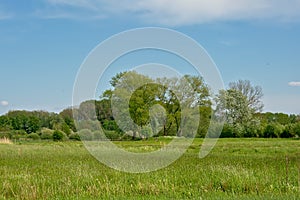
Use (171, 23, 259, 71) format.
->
(0, 138, 299, 199)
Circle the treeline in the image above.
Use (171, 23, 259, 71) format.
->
(1, 71, 300, 141)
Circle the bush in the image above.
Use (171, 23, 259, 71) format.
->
(40, 128, 53, 140)
(69, 133, 81, 141)
(0, 131, 12, 139)
(93, 130, 105, 140)
(61, 122, 71, 136)
(27, 133, 40, 140)
(78, 129, 93, 141)
(264, 123, 284, 138)
(104, 130, 120, 140)
(141, 126, 153, 139)
(53, 130, 67, 141)
(281, 124, 294, 138)
(220, 124, 235, 138)
(292, 123, 300, 137)
(207, 122, 224, 138)
(77, 120, 100, 131)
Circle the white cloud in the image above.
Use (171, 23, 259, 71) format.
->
(0, 101, 9, 106)
(288, 82, 300, 87)
(44, 0, 300, 25)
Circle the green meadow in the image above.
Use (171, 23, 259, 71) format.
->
(0, 138, 299, 199)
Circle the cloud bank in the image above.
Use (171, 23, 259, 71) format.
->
(0, 101, 9, 106)
(288, 82, 300, 87)
(45, 0, 300, 25)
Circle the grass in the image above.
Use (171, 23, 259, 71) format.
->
(0, 137, 12, 144)
(0, 138, 299, 199)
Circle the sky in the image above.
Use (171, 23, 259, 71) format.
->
(0, 0, 300, 115)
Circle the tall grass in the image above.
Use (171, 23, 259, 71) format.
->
(0, 138, 299, 199)
(0, 137, 12, 144)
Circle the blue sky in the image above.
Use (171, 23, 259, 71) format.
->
(1, 0, 300, 114)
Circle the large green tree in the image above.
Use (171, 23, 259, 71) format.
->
(106, 71, 210, 138)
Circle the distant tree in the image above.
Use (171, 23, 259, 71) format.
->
(229, 80, 264, 112)
(220, 123, 235, 138)
(93, 130, 105, 140)
(0, 116, 12, 131)
(292, 122, 300, 136)
(25, 116, 41, 134)
(69, 133, 81, 141)
(27, 133, 40, 140)
(53, 130, 66, 141)
(40, 128, 53, 140)
(263, 123, 284, 138)
(7, 111, 41, 134)
(77, 100, 98, 121)
(78, 129, 94, 141)
(156, 75, 210, 137)
(281, 124, 294, 138)
(59, 108, 76, 132)
(197, 106, 212, 137)
(111, 71, 154, 138)
(216, 89, 253, 127)
(139, 126, 152, 139)
(96, 99, 113, 122)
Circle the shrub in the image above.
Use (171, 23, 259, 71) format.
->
(11, 130, 27, 140)
(0, 131, 12, 139)
(207, 122, 224, 138)
(78, 129, 93, 141)
(93, 130, 105, 140)
(61, 122, 72, 136)
(264, 123, 284, 138)
(69, 133, 81, 141)
(40, 128, 53, 140)
(141, 126, 153, 139)
(281, 124, 294, 138)
(104, 130, 120, 140)
(220, 124, 235, 138)
(77, 120, 100, 131)
(27, 133, 40, 140)
(53, 130, 67, 141)
(292, 123, 300, 137)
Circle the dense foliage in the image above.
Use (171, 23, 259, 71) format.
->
(0, 71, 299, 140)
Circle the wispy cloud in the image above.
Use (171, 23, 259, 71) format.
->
(0, 11, 13, 20)
(42, 0, 300, 25)
(288, 82, 300, 87)
(34, 9, 105, 20)
(47, 0, 98, 10)
(0, 101, 9, 106)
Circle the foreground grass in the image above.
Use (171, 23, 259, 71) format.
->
(0, 138, 299, 199)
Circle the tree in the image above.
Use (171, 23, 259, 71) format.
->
(109, 71, 155, 138)
(53, 130, 66, 141)
(104, 71, 210, 138)
(229, 80, 263, 112)
(263, 123, 284, 138)
(78, 129, 94, 141)
(7, 111, 41, 134)
(59, 108, 76, 132)
(0, 116, 12, 131)
(216, 89, 253, 127)
(77, 100, 98, 121)
(156, 75, 210, 137)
